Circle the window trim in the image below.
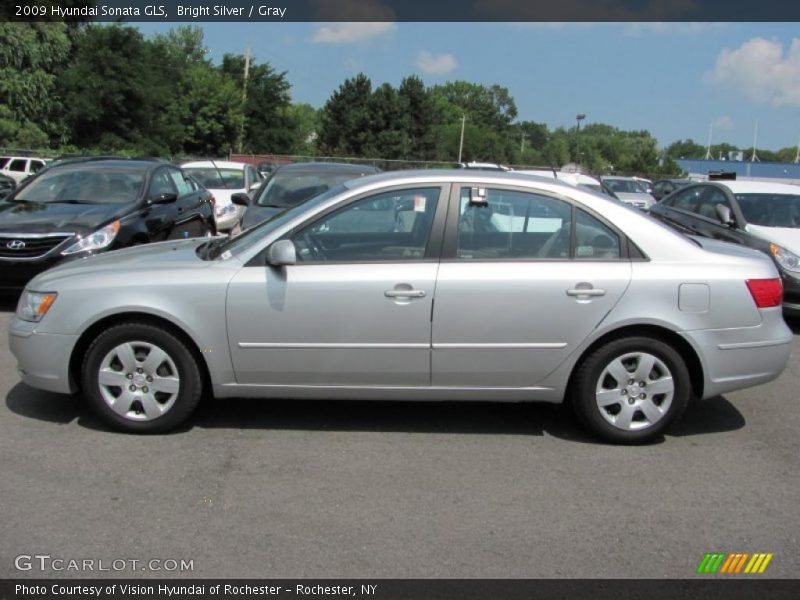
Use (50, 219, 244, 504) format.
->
(245, 183, 451, 267)
(442, 183, 633, 262)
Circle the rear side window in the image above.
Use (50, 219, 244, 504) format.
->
(8, 159, 27, 172)
(457, 188, 572, 259)
(456, 188, 622, 261)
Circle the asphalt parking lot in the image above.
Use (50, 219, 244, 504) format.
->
(1, 300, 798, 579)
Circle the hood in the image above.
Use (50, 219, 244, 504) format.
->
(745, 224, 800, 255)
(241, 205, 282, 230)
(0, 200, 130, 235)
(29, 238, 213, 288)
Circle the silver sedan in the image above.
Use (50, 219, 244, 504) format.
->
(9, 170, 793, 443)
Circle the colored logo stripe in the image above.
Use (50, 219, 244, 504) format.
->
(697, 552, 773, 574)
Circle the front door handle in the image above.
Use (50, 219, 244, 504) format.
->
(385, 289, 426, 298)
(566, 288, 606, 297)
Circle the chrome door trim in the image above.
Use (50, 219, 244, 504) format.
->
(238, 342, 430, 349)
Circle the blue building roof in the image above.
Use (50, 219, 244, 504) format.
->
(677, 158, 800, 180)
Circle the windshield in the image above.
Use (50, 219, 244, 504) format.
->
(213, 184, 348, 258)
(736, 193, 800, 228)
(604, 179, 647, 194)
(255, 170, 364, 208)
(183, 167, 244, 190)
(14, 167, 144, 205)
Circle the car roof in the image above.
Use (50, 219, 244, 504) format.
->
(275, 161, 379, 174)
(182, 160, 249, 170)
(46, 158, 157, 171)
(710, 180, 800, 194)
(341, 169, 582, 193)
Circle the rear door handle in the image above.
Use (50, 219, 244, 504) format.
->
(385, 290, 426, 298)
(566, 288, 606, 297)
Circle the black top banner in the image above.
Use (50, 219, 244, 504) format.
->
(3, 0, 800, 22)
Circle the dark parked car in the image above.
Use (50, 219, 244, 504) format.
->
(238, 162, 380, 230)
(0, 158, 216, 292)
(652, 178, 693, 201)
(0, 173, 15, 201)
(649, 180, 800, 316)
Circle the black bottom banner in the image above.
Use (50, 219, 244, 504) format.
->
(2, 579, 799, 600)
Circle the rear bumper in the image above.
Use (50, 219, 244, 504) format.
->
(681, 308, 793, 399)
(8, 318, 77, 394)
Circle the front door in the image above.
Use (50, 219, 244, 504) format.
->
(227, 185, 447, 387)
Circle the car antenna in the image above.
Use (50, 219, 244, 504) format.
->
(209, 158, 230, 189)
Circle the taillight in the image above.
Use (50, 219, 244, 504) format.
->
(746, 278, 783, 308)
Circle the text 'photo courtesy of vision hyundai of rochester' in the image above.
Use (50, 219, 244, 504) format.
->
(9, 171, 793, 443)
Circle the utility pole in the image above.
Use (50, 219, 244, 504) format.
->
(794, 136, 799, 164)
(457, 114, 466, 163)
(749, 120, 760, 162)
(237, 47, 251, 154)
(575, 113, 586, 165)
(519, 130, 527, 158)
(704, 122, 713, 160)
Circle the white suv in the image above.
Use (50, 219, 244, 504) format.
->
(0, 156, 49, 183)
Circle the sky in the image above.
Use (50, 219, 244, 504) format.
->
(135, 21, 800, 152)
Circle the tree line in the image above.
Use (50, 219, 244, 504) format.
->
(1, 23, 796, 176)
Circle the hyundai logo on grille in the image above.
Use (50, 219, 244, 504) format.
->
(6, 240, 26, 250)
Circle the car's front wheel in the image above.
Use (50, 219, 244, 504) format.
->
(81, 322, 203, 433)
(572, 336, 691, 444)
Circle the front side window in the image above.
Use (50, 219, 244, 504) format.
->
(291, 187, 440, 262)
(694, 188, 731, 221)
(169, 169, 193, 196)
(30, 160, 46, 173)
(664, 186, 703, 211)
(149, 169, 177, 197)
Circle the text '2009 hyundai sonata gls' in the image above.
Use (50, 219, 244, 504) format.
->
(9, 170, 793, 443)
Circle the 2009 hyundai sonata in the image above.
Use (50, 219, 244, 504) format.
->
(9, 170, 793, 443)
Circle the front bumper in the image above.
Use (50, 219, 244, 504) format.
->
(681, 308, 793, 399)
(9, 317, 77, 394)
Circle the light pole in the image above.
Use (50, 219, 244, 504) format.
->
(575, 113, 586, 166)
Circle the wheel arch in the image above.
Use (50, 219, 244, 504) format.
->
(566, 324, 704, 401)
(69, 312, 213, 395)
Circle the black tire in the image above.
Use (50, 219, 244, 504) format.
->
(571, 336, 691, 444)
(81, 322, 203, 433)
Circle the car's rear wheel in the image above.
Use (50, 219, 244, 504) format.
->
(81, 322, 203, 433)
(572, 336, 691, 444)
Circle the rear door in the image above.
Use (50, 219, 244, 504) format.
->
(143, 167, 181, 241)
(167, 167, 207, 238)
(432, 184, 632, 388)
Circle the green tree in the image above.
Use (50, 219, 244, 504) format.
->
(220, 53, 293, 154)
(431, 81, 518, 130)
(398, 76, 437, 160)
(286, 103, 320, 155)
(318, 73, 374, 156)
(666, 138, 707, 160)
(0, 23, 71, 148)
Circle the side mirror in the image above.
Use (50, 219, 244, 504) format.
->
(231, 192, 251, 207)
(266, 239, 296, 267)
(149, 192, 177, 205)
(715, 204, 735, 227)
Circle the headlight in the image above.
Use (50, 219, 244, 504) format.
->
(17, 291, 58, 322)
(769, 243, 800, 273)
(215, 204, 237, 217)
(62, 220, 120, 255)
